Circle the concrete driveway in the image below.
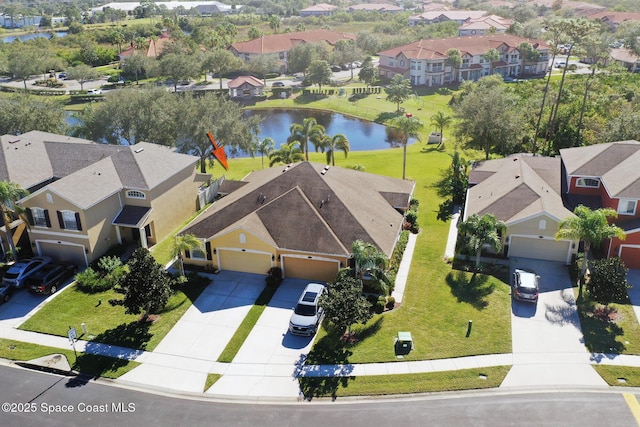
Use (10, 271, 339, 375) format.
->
(207, 277, 315, 398)
(0, 278, 75, 328)
(502, 258, 606, 387)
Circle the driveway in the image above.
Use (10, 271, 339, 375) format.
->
(0, 278, 75, 328)
(206, 277, 314, 398)
(501, 258, 606, 387)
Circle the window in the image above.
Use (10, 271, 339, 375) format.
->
(400, 60, 405, 67)
(189, 240, 206, 260)
(239, 233, 246, 244)
(126, 190, 146, 199)
(46, 193, 53, 204)
(619, 199, 637, 215)
(31, 208, 50, 227)
(538, 219, 546, 230)
(576, 178, 600, 188)
(57, 210, 82, 231)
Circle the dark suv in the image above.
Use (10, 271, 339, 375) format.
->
(512, 269, 540, 303)
(27, 264, 76, 295)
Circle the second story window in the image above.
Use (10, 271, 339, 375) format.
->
(126, 190, 146, 199)
(30, 208, 51, 227)
(576, 178, 600, 188)
(57, 210, 82, 231)
(619, 199, 637, 215)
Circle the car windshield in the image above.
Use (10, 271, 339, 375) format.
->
(517, 285, 537, 294)
(294, 303, 316, 316)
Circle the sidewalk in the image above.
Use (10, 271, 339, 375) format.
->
(3, 230, 640, 400)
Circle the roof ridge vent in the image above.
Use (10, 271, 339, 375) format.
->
(8, 139, 20, 144)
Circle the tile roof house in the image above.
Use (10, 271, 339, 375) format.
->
(464, 154, 577, 264)
(347, 3, 403, 13)
(229, 29, 356, 74)
(464, 142, 640, 268)
(180, 162, 415, 282)
(458, 15, 514, 36)
(589, 12, 640, 31)
(0, 131, 209, 266)
(608, 48, 640, 72)
(378, 34, 550, 86)
(300, 3, 337, 17)
(408, 10, 487, 26)
(227, 75, 265, 98)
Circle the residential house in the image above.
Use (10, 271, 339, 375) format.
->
(463, 142, 640, 268)
(90, 1, 236, 16)
(609, 48, 640, 72)
(561, 142, 640, 269)
(300, 3, 337, 17)
(378, 34, 550, 86)
(527, 0, 605, 17)
(228, 75, 265, 98)
(589, 12, 640, 32)
(464, 155, 577, 265)
(0, 131, 209, 267)
(229, 29, 356, 74)
(409, 10, 487, 27)
(458, 15, 514, 36)
(118, 30, 173, 64)
(179, 162, 415, 282)
(347, 3, 403, 13)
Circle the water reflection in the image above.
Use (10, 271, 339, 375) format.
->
(2, 31, 68, 43)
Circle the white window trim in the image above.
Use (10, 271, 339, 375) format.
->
(618, 199, 637, 215)
(189, 239, 207, 260)
(576, 177, 600, 188)
(32, 207, 48, 228)
(61, 210, 79, 231)
(126, 190, 146, 199)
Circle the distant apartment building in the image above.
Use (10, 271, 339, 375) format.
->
(409, 10, 487, 26)
(458, 15, 513, 36)
(299, 3, 337, 17)
(378, 34, 550, 86)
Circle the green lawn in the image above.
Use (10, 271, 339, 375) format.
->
(19, 280, 209, 352)
(220, 92, 513, 364)
(593, 365, 640, 387)
(299, 366, 511, 398)
(0, 339, 138, 379)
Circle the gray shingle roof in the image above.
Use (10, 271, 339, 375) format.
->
(183, 162, 415, 257)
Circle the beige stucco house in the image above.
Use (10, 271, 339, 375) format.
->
(464, 154, 577, 264)
(180, 162, 415, 282)
(0, 131, 209, 266)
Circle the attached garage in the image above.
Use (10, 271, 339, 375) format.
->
(37, 241, 88, 267)
(508, 236, 571, 264)
(218, 249, 272, 275)
(620, 245, 640, 269)
(282, 256, 340, 282)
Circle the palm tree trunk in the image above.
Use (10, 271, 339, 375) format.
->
(1, 207, 17, 261)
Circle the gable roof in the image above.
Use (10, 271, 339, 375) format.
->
(378, 34, 549, 60)
(300, 3, 337, 12)
(459, 14, 513, 31)
(230, 29, 355, 55)
(227, 75, 264, 88)
(182, 162, 415, 257)
(0, 131, 199, 209)
(466, 154, 572, 224)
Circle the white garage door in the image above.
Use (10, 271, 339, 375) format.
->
(38, 241, 87, 267)
(509, 237, 571, 264)
(218, 249, 272, 275)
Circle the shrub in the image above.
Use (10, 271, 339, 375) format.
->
(404, 210, 418, 231)
(386, 295, 396, 309)
(587, 257, 630, 304)
(77, 255, 127, 293)
(76, 268, 111, 293)
(409, 198, 419, 211)
(374, 296, 386, 314)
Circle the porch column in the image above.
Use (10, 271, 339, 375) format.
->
(139, 227, 148, 249)
(115, 226, 122, 245)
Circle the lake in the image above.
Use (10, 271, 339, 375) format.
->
(2, 31, 68, 43)
(245, 109, 412, 152)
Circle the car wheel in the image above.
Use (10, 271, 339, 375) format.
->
(50, 285, 57, 294)
(3, 293, 10, 303)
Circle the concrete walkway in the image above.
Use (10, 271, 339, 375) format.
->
(4, 230, 640, 399)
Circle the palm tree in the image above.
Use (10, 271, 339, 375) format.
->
(268, 142, 305, 166)
(446, 48, 462, 83)
(389, 116, 423, 180)
(322, 134, 350, 166)
(171, 233, 205, 277)
(555, 206, 625, 295)
(0, 181, 28, 261)
(351, 240, 391, 294)
(458, 213, 505, 281)
(255, 137, 275, 169)
(288, 118, 325, 161)
(430, 111, 452, 148)
(483, 48, 500, 75)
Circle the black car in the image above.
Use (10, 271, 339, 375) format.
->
(26, 264, 76, 295)
(0, 284, 14, 303)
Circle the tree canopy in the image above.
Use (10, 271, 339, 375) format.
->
(319, 274, 373, 337)
(385, 74, 412, 112)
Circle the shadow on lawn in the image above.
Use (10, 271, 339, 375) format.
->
(578, 298, 626, 356)
(446, 270, 495, 310)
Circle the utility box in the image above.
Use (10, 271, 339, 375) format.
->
(395, 331, 413, 355)
(428, 132, 441, 144)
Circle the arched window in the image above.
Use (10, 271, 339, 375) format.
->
(126, 190, 146, 199)
(239, 233, 247, 244)
(538, 219, 546, 230)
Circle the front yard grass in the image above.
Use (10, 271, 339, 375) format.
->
(0, 339, 138, 379)
(593, 365, 640, 387)
(299, 365, 511, 398)
(223, 131, 513, 364)
(19, 280, 209, 352)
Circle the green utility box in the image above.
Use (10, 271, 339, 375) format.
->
(395, 331, 413, 355)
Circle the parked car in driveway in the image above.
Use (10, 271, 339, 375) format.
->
(289, 283, 325, 336)
(512, 269, 540, 303)
(272, 81, 285, 87)
(87, 89, 102, 94)
(2, 257, 52, 289)
(27, 264, 77, 295)
(0, 284, 15, 303)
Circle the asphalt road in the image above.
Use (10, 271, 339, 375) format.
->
(0, 364, 638, 427)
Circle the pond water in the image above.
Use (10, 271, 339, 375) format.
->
(245, 109, 411, 153)
(2, 31, 68, 43)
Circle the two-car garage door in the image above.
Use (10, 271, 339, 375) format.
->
(509, 236, 571, 264)
(218, 249, 272, 275)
